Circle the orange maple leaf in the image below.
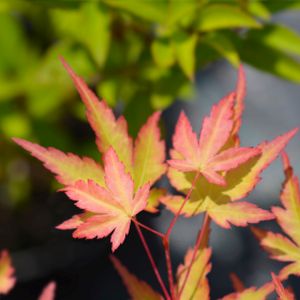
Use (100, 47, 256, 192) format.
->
(162, 66, 296, 228)
(59, 148, 150, 251)
(13, 59, 166, 251)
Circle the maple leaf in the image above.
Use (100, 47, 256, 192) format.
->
(110, 256, 163, 300)
(222, 272, 274, 300)
(12, 138, 105, 187)
(0, 250, 15, 295)
(61, 58, 166, 191)
(60, 147, 150, 251)
(175, 247, 211, 300)
(252, 153, 300, 279)
(168, 91, 260, 186)
(13, 59, 166, 250)
(14, 57, 165, 194)
(161, 65, 298, 228)
(38, 281, 56, 300)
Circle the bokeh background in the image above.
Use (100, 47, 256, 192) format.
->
(1, 1, 300, 299)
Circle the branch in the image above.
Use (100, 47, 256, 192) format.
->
(134, 222, 171, 300)
(166, 172, 200, 238)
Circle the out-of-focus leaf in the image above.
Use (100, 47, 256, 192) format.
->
(0, 250, 15, 295)
(0, 77, 23, 100)
(25, 41, 95, 118)
(248, 1, 270, 20)
(196, 4, 260, 31)
(202, 32, 240, 67)
(166, 0, 203, 27)
(173, 31, 198, 80)
(151, 93, 173, 110)
(1, 113, 31, 137)
(103, 0, 167, 23)
(97, 79, 119, 107)
(51, 3, 111, 66)
(145, 188, 166, 213)
(248, 24, 300, 57)
(263, 0, 300, 13)
(151, 38, 175, 68)
(196, 43, 221, 67)
(38, 281, 56, 300)
(125, 31, 144, 64)
(232, 33, 300, 83)
(0, 14, 36, 72)
(124, 93, 153, 137)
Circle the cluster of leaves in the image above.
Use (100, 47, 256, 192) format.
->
(9, 59, 300, 299)
(2, 0, 300, 205)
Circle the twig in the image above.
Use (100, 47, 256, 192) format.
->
(134, 222, 171, 300)
(165, 172, 200, 238)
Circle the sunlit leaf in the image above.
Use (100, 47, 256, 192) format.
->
(252, 153, 300, 279)
(151, 38, 175, 68)
(13, 138, 105, 187)
(202, 32, 240, 67)
(103, 0, 166, 23)
(51, 3, 111, 66)
(173, 31, 198, 80)
(247, 24, 300, 57)
(176, 247, 211, 299)
(196, 4, 260, 31)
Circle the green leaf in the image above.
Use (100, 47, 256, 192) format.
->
(1, 112, 31, 137)
(151, 38, 175, 68)
(232, 34, 300, 83)
(166, 0, 204, 27)
(24, 40, 95, 117)
(248, 24, 300, 57)
(196, 4, 261, 31)
(202, 32, 240, 67)
(103, 0, 167, 23)
(173, 31, 198, 80)
(263, 0, 300, 13)
(51, 3, 111, 66)
(97, 79, 119, 107)
(0, 14, 36, 73)
(248, 1, 270, 20)
(151, 93, 173, 110)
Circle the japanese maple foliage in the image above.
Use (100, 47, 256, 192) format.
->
(162, 67, 297, 228)
(13, 59, 166, 252)
(252, 152, 300, 280)
(12, 60, 300, 300)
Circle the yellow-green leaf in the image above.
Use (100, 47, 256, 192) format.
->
(173, 31, 198, 80)
(202, 32, 240, 67)
(151, 38, 175, 68)
(177, 247, 211, 300)
(196, 5, 260, 32)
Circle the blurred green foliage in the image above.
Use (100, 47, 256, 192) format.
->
(1, 0, 300, 205)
